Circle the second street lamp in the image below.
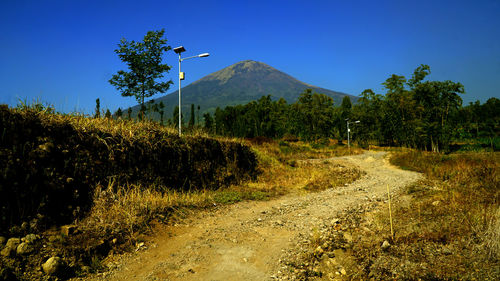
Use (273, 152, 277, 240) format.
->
(173, 46, 210, 136)
(346, 119, 360, 153)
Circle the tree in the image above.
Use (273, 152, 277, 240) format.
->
(109, 29, 173, 118)
(197, 105, 201, 126)
(104, 109, 112, 119)
(291, 89, 335, 141)
(115, 107, 123, 119)
(158, 101, 165, 125)
(127, 108, 132, 120)
(94, 98, 100, 118)
(334, 96, 352, 144)
(189, 104, 195, 128)
(203, 113, 214, 133)
(173, 106, 183, 128)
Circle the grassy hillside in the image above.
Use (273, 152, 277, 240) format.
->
(0, 104, 257, 234)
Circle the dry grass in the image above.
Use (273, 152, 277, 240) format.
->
(285, 150, 499, 280)
(248, 141, 363, 193)
(351, 151, 500, 280)
(77, 140, 364, 245)
(79, 181, 215, 239)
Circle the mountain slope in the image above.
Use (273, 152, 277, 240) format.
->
(129, 60, 356, 120)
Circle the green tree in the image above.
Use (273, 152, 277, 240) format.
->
(94, 98, 100, 118)
(291, 89, 335, 141)
(197, 105, 201, 126)
(173, 106, 183, 128)
(127, 107, 132, 120)
(334, 96, 352, 144)
(104, 109, 112, 119)
(352, 89, 384, 147)
(115, 107, 123, 119)
(189, 104, 195, 128)
(109, 29, 173, 118)
(158, 101, 165, 125)
(204, 112, 214, 133)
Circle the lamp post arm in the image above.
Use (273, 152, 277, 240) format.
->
(180, 55, 200, 61)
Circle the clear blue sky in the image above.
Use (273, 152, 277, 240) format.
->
(1, 0, 499, 114)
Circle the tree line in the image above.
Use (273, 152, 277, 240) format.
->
(202, 65, 498, 152)
(106, 30, 498, 152)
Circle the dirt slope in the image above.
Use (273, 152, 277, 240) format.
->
(82, 151, 421, 281)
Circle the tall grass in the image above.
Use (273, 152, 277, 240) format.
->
(380, 151, 500, 279)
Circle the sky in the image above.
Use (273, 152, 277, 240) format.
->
(1, 0, 499, 114)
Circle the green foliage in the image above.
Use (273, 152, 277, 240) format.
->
(203, 112, 214, 132)
(189, 104, 195, 128)
(212, 90, 335, 141)
(127, 107, 132, 120)
(158, 101, 165, 125)
(200, 64, 494, 153)
(94, 98, 100, 118)
(109, 29, 173, 109)
(350, 64, 469, 151)
(172, 105, 182, 128)
(115, 107, 123, 119)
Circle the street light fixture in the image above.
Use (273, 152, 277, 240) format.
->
(346, 119, 360, 153)
(174, 46, 210, 136)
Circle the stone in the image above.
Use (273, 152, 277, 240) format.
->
(1, 238, 20, 256)
(314, 246, 324, 256)
(42, 256, 62, 275)
(16, 242, 33, 255)
(0, 247, 13, 257)
(20, 221, 29, 231)
(381, 240, 391, 251)
(5, 238, 20, 249)
(343, 232, 353, 243)
(442, 246, 452, 255)
(61, 225, 77, 236)
(24, 234, 39, 244)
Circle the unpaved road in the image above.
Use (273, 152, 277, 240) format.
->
(86, 151, 421, 280)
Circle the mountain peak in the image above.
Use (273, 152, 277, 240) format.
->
(200, 60, 275, 84)
(129, 60, 356, 119)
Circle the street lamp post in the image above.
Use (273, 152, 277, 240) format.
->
(173, 46, 209, 136)
(346, 119, 360, 153)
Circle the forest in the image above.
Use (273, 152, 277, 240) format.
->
(198, 65, 499, 152)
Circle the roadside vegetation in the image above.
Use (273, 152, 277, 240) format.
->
(288, 150, 499, 280)
(0, 103, 363, 280)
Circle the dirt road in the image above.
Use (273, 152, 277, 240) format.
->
(87, 151, 421, 280)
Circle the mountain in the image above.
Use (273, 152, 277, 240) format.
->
(128, 60, 357, 120)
